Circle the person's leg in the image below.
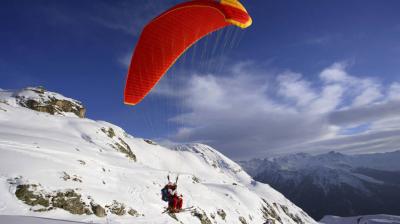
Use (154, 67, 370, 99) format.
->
(172, 196, 178, 210)
(168, 196, 173, 208)
(177, 197, 183, 209)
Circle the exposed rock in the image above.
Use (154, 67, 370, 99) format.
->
(110, 138, 136, 162)
(15, 184, 92, 215)
(71, 176, 82, 182)
(62, 172, 71, 181)
(30, 86, 46, 94)
(239, 216, 248, 224)
(192, 175, 201, 184)
(7, 176, 23, 185)
(217, 209, 226, 220)
(51, 190, 92, 215)
(107, 200, 126, 216)
(192, 209, 212, 224)
(261, 199, 282, 223)
(15, 87, 86, 118)
(249, 215, 253, 221)
(128, 208, 141, 217)
(210, 213, 216, 219)
(101, 127, 116, 139)
(15, 185, 50, 208)
(81, 134, 94, 144)
(144, 139, 157, 145)
(77, 160, 86, 165)
(280, 205, 304, 224)
(91, 202, 106, 217)
(101, 128, 137, 161)
(16, 186, 139, 218)
(61, 172, 82, 183)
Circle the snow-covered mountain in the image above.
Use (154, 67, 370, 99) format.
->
(0, 87, 316, 224)
(320, 215, 400, 224)
(239, 152, 400, 220)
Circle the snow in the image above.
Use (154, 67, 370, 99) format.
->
(0, 88, 316, 224)
(240, 150, 400, 194)
(320, 215, 400, 224)
(13, 87, 81, 106)
(0, 215, 89, 224)
(0, 87, 84, 117)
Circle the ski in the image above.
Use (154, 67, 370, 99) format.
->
(162, 206, 195, 214)
(179, 206, 195, 212)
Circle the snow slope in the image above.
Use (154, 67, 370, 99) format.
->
(0, 87, 316, 224)
(320, 215, 400, 224)
(0, 215, 89, 224)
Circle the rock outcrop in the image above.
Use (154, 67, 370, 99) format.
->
(14, 87, 86, 118)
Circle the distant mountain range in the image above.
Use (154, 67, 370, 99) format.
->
(320, 214, 400, 224)
(239, 151, 400, 220)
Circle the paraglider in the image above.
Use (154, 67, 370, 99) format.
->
(161, 175, 188, 213)
(124, 0, 252, 105)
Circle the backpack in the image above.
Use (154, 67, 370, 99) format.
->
(161, 186, 169, 202)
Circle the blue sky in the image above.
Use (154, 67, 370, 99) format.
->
(1, 0, 400, 159)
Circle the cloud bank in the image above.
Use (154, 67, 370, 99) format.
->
(156, 62, 400, 159)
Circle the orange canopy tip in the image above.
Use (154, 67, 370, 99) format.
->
(124, 100, 137, 106)
(220, 0, 248, 12)
(220, 0, 253, 29)
(226, 18, 252, 29)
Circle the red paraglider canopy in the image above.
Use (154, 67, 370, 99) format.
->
(124, 0, 252, 105)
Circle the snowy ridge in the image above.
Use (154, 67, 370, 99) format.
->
(0, 87, 316, 224)
(173, 144, 243, 176)
(0, 87, 85, 118)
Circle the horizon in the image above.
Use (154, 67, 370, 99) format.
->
(1, 0, 400, 160)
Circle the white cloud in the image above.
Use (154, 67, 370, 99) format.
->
(320, 63, 385, 107)
(320, 63, 350, 83)
(309, 84, 344, 114)
(155, 62, 400, 159)
(389, 82, 400, 100)
(277, 72, 317, 107)
(352, 85, 383, 106)
(329, 100, 400, 126)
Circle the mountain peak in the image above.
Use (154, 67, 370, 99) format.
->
(1, 86, 86, 118)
